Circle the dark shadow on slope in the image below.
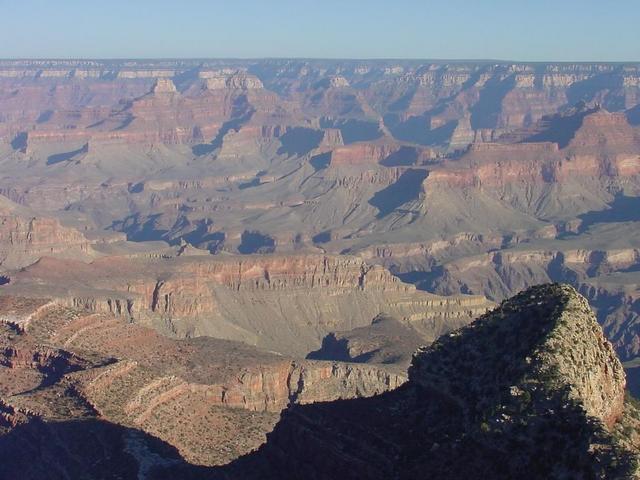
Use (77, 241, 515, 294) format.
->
(318, 119, 383, 144)
(388, 86, 418, 112)
(192, 142, 218, 156)
(110, 213, 169, 242)
(627, 105, 640, 126)
(422, 120, 459, 147)
(310, 152, 332, 171)
(312, 230, 332, 244)
(128, 182, 144, 193)
(566, 73, 619, 107)
(0, 418, 186, 480)
(577, 195, 640, 233)
(306, 333, 352, 362)
(193, 95, 255, 156)
(384, 113, 427, 144)
(470, 73, 516, 130)
(384, 114, 457, 147)
(625, 370, 640, 398)
(172, 67, 201, 91)
(239, 178, 261, 190)
(380, 146, 418, 166)
(238, 231, 275, 254)
(395, 270, 435, 288)
(10, 132, 27, 152)
(306, 314, 422, 367)
(525, 104, 597, 149)
(276, 127, 324, 157)
(36, 110, 53, 124)
(223, 287, 636, 479)
(199, 232, 226, 253)
(602, 94, 626, 112)
(114, 113, 135, 131)
(369, 169, 428, 218)
(46, 143, 88, 165)
(177, 220, 226, 253)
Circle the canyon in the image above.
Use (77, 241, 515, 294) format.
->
(0, 58, 640, 477)
(0, 296, 404, 469)
(0, 253, 491, 357)
(2, 286, 639, 478)
(229, 285, 640, 479)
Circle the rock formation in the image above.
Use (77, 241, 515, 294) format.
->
(0, 297, 403, 470)
(0, 253, 492, 357)
(0, 60, 639, 449)
(232, 285, 639, 479)
(0, 195, 95, 269)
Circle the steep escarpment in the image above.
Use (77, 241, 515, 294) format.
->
(0, 254, 492, 357)
(410, 284, 625, 427)
(422, 109, 640, 197)
(236, 285, 638, 480)
(330, 142, 399, 166)
(3, 67, 638, 267)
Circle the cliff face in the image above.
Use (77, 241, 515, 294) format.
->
(1, 61, 638, 267)
(0, 196, 95, 269)
(421, 230, 640, 362)
(1, 254, 492, 357)
(2, 60, 640, 154)
(423, 109, 640, 192)
(330, 143, 398, 166)
(239, 285, 638, 480)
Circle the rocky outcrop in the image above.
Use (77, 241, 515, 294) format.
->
(238, 285, 638, 479)
(202, 71, 265, 90)
(0, 286, 638, 477)
(151, 78, 177, 94)
(410, 284, 625, 427)
(1, 60, 640, 153)
(425, 110, 640, 191)
(330, 142, 399, 166)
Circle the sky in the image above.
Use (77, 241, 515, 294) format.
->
(0, 0, 638, 61)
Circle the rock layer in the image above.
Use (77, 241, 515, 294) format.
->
(0, 298, 403, 468)
(0, 254, 492, 357)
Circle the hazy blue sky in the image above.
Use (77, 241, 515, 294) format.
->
(0, 0, 638, 61)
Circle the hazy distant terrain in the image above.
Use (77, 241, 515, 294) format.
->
(0, 59, 639, 358)
(1, 59, 640, 478)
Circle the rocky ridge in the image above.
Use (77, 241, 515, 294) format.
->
(234, 285, 640, 479)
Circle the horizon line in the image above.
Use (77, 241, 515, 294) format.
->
(1, 57, 640, 65)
